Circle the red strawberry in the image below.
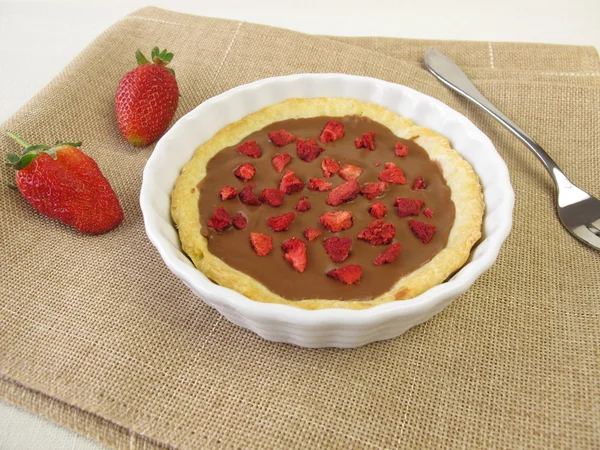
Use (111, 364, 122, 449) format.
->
(303, 226, 322, 241)
(279, 170, 304, 194)
(319, 120, 344, 143)
(6, 133, 123, 234)
(271, 153, 292, 172)
(207, 206, 232, 231)
(326, 180, 360, 206)
(282, 237, 307, 272)
(219, 186, 238, 200)
(238, 184, 261, 206)
(115, 48, 179, 147)
(268, 130, 296, 147)
(319, 211, 353, 232)
(338, 164, 363, 181)
(355, 132, 375, 150)
(237, 140, 262, 158)
(360, 181, 387, 200)
(323, 237, 352, 263)
(327, 265, 362, 285)
(296, 138, 324, 162)
(374, 243, 402, 266)
(233, 213, 247, 230)
(295, 197, 311, 212)
(412, 176, 427, 190)
(379, 162, 406, 184)
(234, 162, 256, 181)
(259, 188, 284, 206)
(321, 157, 341, 178)
(369, 201, 387, 219)
(308, 178, 333, 192)
(423, 208, 434, 218)
(357, 220, 396, 245)
(267, 212, 295, 231)
(250, 232, 273, 256)
(395, 142, 408, 157)
(394, 197, 425, 217)
(409, 220, 436, 243)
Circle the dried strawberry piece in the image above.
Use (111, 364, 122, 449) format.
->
(207, 207, 232, 231)
(369, 201, 387, 219)
(323, 237, 352, 263)
(357, 220, 396, 245)
(319, 211, 353, 232)
(234, 162, 256, 181)
(379, 162, 406, 184)
(374, 243, 402, 266)
(394, 197, 425, 217)
(219, 186, 238, 200)
(259, 188, 284, 206)
(233, 213, 247, 230)
(321, 157, 341, 178)
(355, 132, 375, 150)
(412, 176, 427, 190)
(326, 180, 360, 206)
(295, 197, 311, 212)
(279, 170, 305, 194)
(250, 232, 273, 256)
(338, 164, 363, 181)
(308, 178, 333, 192)
(395, 142, 408, 157)
(303, 226, 322, 242)
(375, 161, 381, 167)
(267, 212, 295, 231)
(423, 208, 434, 218)
(238, 184, 261, 206)
(271, 153, 292, 172)
(237, 140, 262, 158)
(360, 181, 387, 200)
(409, 220, 436, 244)
(296, 138, 325, 162)
(282, 237, 307, 273)
(268, 130, 296, 147)
(327, 264, 362, 285)
(319, 120, 345, 143)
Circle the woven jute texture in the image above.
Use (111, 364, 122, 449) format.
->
(1, 6, 599, 449)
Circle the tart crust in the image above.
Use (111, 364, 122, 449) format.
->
(171, 98, 484, 310)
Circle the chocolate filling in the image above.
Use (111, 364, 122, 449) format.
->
(198, 115, 455, 301)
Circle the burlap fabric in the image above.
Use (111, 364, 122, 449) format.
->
(1, 6, 598, 449)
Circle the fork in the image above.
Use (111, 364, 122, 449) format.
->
(424, 49, 600, 251)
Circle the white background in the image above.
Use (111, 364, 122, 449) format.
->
(1, 0, 599, 448)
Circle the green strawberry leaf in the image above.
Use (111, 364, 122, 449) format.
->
(14, 152, 38, 170)
(54, 141, 82, 148)
(6, 153, 20, 165)
(23, 144, 50, 154)
(151, 47, 160, 59)
(5, 131, 31, 148)
(164, 52, 174, 63)
(7, 182, 18, 191)
(136, 50, 150, 65)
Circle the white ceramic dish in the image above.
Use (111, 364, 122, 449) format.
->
(140, 73, 514, 348)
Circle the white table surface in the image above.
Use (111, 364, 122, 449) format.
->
(1, 0, 598, 448)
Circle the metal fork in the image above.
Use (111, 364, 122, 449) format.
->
(424, 49, 600, 251)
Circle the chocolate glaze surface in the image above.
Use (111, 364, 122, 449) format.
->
(199, 115, 455, 300)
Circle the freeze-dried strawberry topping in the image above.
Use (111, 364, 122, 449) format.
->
(279, 170, 305, 194)
(294, 197, 311, 212)
(409, 220, 436, 244)
(234, 162, 256, 181)
(357, 220, 396, 245)
(237, 140, 262, 158)
(321, 157, 341, 178)
(394, 197, 425, 217)
(323, 237, 352, 263)
(379, 162, 406, 184)
(320, 211, 353, 232)
(250, 232, 273, 256)
(268, 130, 296, 147)
(238, 184, 261, 206)
(308, 178, 333, 192)
(326, 180, 360, 206)
(207, 207, 232, 231)
(412, 176, 427, 190)
(303, 226, 322, 242)
(327, 265, 363, 285)
(233, 213, 247, 230)
(267, 212, 295, 231)
(297, 138, 325, 162)
(374, 243, 402, 266)
(271, 153, 292, 173)
(219, 186, 238, 200)
(360, 181, 387, 200)
(259, 188, 284, 206)
(395, 142, 408, 157)
(369, 201, 387, 219)
(423, 208, 434, 218)
(319, 120, 345, 143)
(282, 237, 307, 272)
(355, 131, 375, 150)
(338, 164, 363, 181)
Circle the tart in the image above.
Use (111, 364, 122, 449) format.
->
(171, 98, 483, 310)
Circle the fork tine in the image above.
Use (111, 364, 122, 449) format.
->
(572, 225, 600, 251)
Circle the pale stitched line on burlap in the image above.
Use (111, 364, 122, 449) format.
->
(488, 42, 495, 69)
(126, 15, 184, 27)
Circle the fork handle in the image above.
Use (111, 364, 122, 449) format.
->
(424, 49, 572, 190)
